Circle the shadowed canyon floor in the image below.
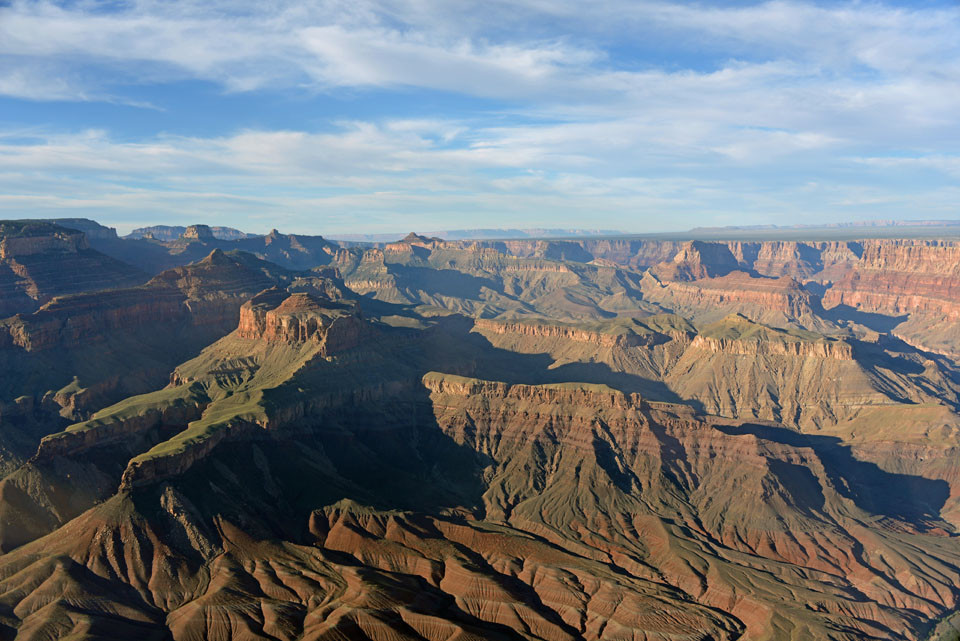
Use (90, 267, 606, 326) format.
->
(2, 221, 960, 640)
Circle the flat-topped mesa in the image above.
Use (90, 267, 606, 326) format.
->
(237, 289, 365, 353)
(474, 317, 688, 348)
(648, 271, 815, 317)
(690, 314, 853, 359)
(180, 224, 215, 241)
(0, 224, 88, 260)
(422, 372, 649, 410)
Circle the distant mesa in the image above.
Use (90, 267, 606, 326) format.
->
(181, 224, 215, 241)
(47, 218, 120, 241)
(126, 224, 254, 241)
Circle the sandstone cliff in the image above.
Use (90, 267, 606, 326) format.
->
(0, 221, 146, 317)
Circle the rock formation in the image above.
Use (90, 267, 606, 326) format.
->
(2, 218, 960, 641)
(0, 220, 146, 317)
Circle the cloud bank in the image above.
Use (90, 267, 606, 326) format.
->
(0, 0, 957, 233)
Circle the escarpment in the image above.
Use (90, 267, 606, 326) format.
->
(473, 317, 677, 348)
(0, 221, 146, 317)
(689, 333, 854, 358)
(1, 286, 186, 351)
(642, 270, 827, 330)
(421, 373, 960, 640)
(336, 241, 654, 320)
(0, 226, 88, 259)
(34, 391, 208, 460)
(0, 249, 290, 352)
(237, 288, 367, 354)
(824, 240, 960, 318)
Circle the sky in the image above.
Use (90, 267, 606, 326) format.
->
(0, 0, 958, 236)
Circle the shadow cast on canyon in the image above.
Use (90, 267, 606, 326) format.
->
(715, 423, 951, 526)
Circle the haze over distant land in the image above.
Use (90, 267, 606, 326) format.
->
(116, 219, 960, 244)
(1, 0, 958, 233)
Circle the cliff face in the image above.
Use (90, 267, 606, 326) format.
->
(422, 373, 960, 640)
(1, 287, 186, 351)
(1, 250, 282, 352)
(0, 223, 146, 318)
(237, 289, 366, 355)
(823, 240, 960, 318)
(472, 312, 955, 431)
(337, 242, 652, 320)
(474, 318, 666, 348)
(649, 240, 741, 281)
(0, 228, 87, 259)
(642, 270, 827, 330)
(460, 237, 864, 281)
(689, 333, 854, 358)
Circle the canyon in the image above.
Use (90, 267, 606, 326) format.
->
(1, 220, 960, 640)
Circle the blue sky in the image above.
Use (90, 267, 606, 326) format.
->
(0, 0, 958, 235)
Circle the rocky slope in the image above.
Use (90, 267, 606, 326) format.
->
(473, 312, 960, 431)
(0, 220, 146, 317)
(1, 363, 958, 640)
(335, 236, 657, 321)
(0, 250, 330, 478)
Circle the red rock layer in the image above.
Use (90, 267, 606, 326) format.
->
(473, 319, 663, 348)
(0, 250, 279, 352)
(824, 241, 960, 318)
(0, 228, 145, 318)
(423, 374, 960, 640)
(689, 334, 854, 359)
(648, 271, 814, 316)
(237, 290, 366, 354)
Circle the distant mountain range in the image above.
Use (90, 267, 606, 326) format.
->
(126, 224, 256, 240)
(124, 221, 960, 244)
(319, 228, 628, 241)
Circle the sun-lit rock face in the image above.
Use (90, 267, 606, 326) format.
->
(0, 228, 87, 260)
(180, 224, 215, 241)
(689, 332, 854, 358)
(823, 240, 960, 318)
(238, 289, 365, 353)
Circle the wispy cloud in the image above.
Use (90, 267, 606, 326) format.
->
(0, 0, 958, 231)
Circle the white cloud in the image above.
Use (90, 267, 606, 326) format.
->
(0, 0, 958, 231)
(0, 120, 955, 235)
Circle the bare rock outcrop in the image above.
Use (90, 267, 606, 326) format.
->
(689, 333, 854, 359)
(237, 289, 366, 354)
(823, 240, 960, 319)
